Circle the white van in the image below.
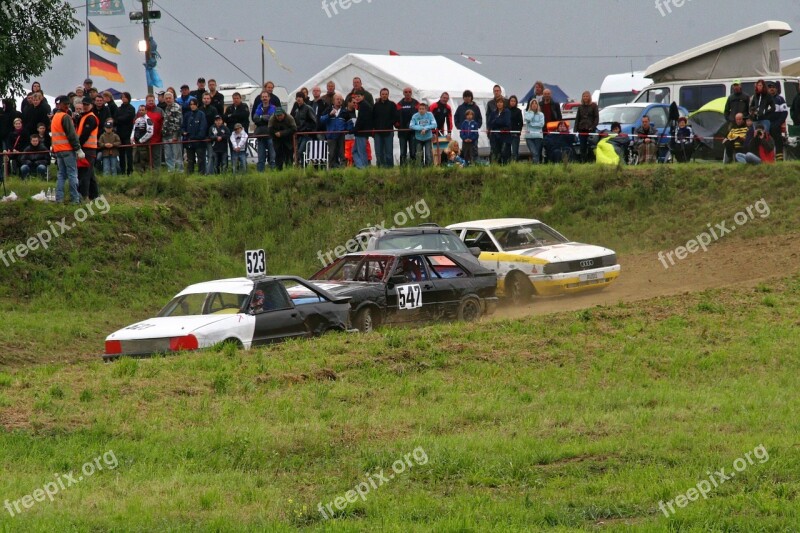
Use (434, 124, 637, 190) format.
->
(598, 71, 649, 109)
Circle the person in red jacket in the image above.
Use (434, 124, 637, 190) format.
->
(144, 94, 164, 171)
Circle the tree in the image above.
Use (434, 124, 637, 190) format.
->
(0, 0, 81, 96)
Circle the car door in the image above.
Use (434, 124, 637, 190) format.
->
(385, 254, 440, 325)
(423, 253, 471, 318)
(249, 281, 308, 345)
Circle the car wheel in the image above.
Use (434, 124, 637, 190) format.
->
(457, 296, 482, 322)
(354, 307, 375, 333)
(508, 272, 532, 305)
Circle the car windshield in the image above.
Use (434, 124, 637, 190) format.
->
(599, 106, 643, 124)
(376, 233, 468, 253)
(491, 223, 568, 251)
(312, 255, 395, 283)
(158, 292, 248, 317)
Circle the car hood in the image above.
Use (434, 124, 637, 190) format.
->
(106, 314, 242, 341)
(506, 243, 615, 262)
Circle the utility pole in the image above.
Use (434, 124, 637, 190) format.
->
(261, 35, 265, 87)
(142, 0, 153, 95)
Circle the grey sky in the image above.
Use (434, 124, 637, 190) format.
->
(38, 0, 800, 100)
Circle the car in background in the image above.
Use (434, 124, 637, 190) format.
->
(103, 276, 350, 360)
(596, 102, 689, 137)
(354, 224, 481, 266)
(447, 218, 620, 304)
(310, 250, 497, 332)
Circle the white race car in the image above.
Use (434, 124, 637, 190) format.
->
(447, 218, 621, 303)
(103, 276, 351, 360)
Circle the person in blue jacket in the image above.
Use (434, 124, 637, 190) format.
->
(544, 120, 576, 163)
(409, 102, 436, 166)
(458, 109, 480, 163)
(182, 99, 208, 174)
(320, 94, 352, 168)
(487, 97, 511, 164)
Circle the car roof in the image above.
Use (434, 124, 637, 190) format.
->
(602, 103, 660, 109)
(447, 218, 542, 230)
(340, 249, 453, 257)
(355, 225, 449, 235)
(175, 276, 308, 296)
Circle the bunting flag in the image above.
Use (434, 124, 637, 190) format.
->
(260, 39, 292, 72)
(89, 51, 125, 83)
(87, 0, 125, 16)
(389, 50, 400, 56)
(460, 53, 482, 65)
(88, 20, 121, 55)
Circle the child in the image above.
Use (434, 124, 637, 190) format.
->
(36, 122, 50, 150)
(19, 134, 50, 179)
(409, 102, 436, 166)
(443, 139, 466, 167)
(209, 115, 231, 174)
(459, 109, 479, 163)
(230, 123, 249, 173)
(98, 120, 121, 175)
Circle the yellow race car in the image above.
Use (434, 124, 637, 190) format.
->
(447, 218, 621, 304)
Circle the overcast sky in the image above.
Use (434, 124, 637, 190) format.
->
(37, 0, 800, 100)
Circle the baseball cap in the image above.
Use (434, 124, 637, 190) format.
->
(81, 96, 93, 104)
(83, 78, 93, 85)
(181, 84, 190, 90)
(55, 95, 69, 105)
(157, 90, 166, 96)
(104, 121, 114, 128)
(214, 115, 223, 121)
(274, 108, 285, 116)
(197, 77, 206, 83)
(767, 81, 777, 88)
(732, 79, 741, 85)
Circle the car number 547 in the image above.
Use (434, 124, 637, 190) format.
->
(397, 284, 422, 310)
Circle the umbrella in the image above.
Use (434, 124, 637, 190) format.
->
(688, 97, 728, 157)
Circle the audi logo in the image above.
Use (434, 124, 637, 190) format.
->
(580, 260, 594, 268)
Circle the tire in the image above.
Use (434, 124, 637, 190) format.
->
(507, 272, 532, 305)
(354, 307, 376, 333)
(457, 296, 482, 322)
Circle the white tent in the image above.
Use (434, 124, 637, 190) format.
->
(295, 54, 502, 162)
(782, 57, 800, 77)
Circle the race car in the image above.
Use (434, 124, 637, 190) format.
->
(310, 250, 498, 332)
(447, 218, 621, 304)
(103, 276, 351, 360)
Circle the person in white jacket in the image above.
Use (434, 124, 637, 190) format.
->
(130, 105, 154, 173)
(523, 99, 545, 164)
(230, 123, 249, 173)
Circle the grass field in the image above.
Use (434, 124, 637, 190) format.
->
(1, 163, 799, 530)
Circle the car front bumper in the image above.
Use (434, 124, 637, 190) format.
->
(527, 265, 621, 296)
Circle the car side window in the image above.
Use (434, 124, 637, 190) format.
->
(463, 230, 497, 252)
(426, 254, 468, 279)
(392, 255, 429, 282)
(281, 279, 327, 305)
(641, 87, 670, 104)
(252, 281, 292, 313)
(647, 107, 668, 129)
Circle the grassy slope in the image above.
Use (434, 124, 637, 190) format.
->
(1, 163, 798, 365)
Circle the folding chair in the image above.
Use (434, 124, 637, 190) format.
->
(303, 140, 329, 169)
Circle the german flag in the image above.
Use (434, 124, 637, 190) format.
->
(89, 51, 125, 83)
(88, 20, 121, 55)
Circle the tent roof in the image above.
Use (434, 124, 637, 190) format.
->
(294, 54, 500, 103)
(520, 83, 569, 104)
(782, 57, 800, 76)
(644, 21, 792, 82)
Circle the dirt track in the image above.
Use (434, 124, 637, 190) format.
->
(494, 234, 800, 319)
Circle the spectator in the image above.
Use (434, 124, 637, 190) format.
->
(116, 92, 136, 175)
(267, 108, 296, 170)
(634, 115, 658, 164)
(735, 123, 774, 164)
(144, 95, 164, 171)
(162, 91, 184, 173)
(299, 87, 310, 103)
(351, 92, 373, 169)
(98, 120, 121, 175)
(544, 121, 576, 163)
(487, 97, 512, 164)
(722, 113, 748, 163)
(409, 101, 436, 166)
(102, 91, 118, 120)
(6, 118, 25, 170)
(454, 90, 483, 130)
(791, 81, 800, 128)
(207, 79, 225, 116)
(508, 95, 523, 161)
(396, 87, 419, 165)
(183, 99, 208, 175)
(36, 123, 50, 150)
(320, 94, 350, 168)
(443, 139, 466, 167)
(291, 91, 318, 159)
(321, 82, 337, 109)
(311, 85, 327, 140)
(177, 85, 194, 112)
(156, 90, 167, 111)
(459, 109, 480, 163)
(250, 91, 275, 171)
(72, 88, 84, 111)
(346, 77, 374, 106)
(225, 91, 251, 133)
(540, 89, 562, 132)
(200, 92, 219, 125)
(76, 97, 100, 200)
(21, 92, 50, 138)
(724, 80, 750, 123)
(608, 121, 630, 161)
(372, 88, 397, 168)
(252, 81, 281, 111)
(766, 81, 788, 161)
(190, 77, 207, 102)
(485, 85, 507, 156)
(230, 123, 248, 173)
(87, 88, 99, 101)
(573, 91, 599, 163)
(208, 115, 230, 174)
(532, 81, 545, 103)
(524, 99, 545, 164)
(83, 78, 93, 94)
(94, 94, 111, 126)
(671, 116, 694, 163)
(131, 105, 154, 173)
(749, 79, 774, 130)
(50, 95, 83, 203)
(429, 92, 454, 139)
(19, 134, 50, 179)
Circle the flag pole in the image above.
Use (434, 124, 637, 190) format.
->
(261, 35, 265, 87)
(85, 3, 90, 78)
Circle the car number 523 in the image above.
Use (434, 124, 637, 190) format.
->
(245, 249, 267, 277)
(397, 284, 422, 310)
